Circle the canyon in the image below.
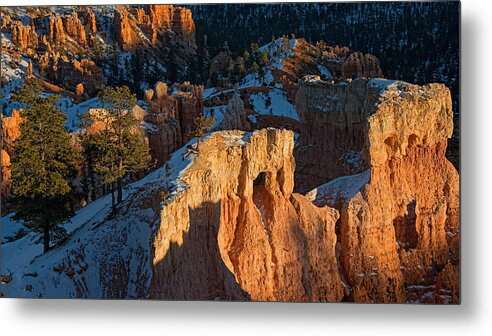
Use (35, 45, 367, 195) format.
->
(0, 4, 459, 303)
(0, 79, 459, 303)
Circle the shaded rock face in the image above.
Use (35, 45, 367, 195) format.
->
(306, 79, 459, 303)
(151, 129, 344, 301)
(294, 78, 375, 192)
(209, 47, 233, 77)
(1, 110, 23, 199)
(341, 52, 383, 78)
(38, 54, 104, 96)
(217, 91, 250, 131)
(144, 81, 204, 165)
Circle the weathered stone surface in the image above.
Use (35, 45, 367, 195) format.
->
(11, 21, 38, 51)
(144, 82, 204, 165)
(216, 90, 250, 131)
(38, 54, 104, 95)
(114, 6, 140, 51)
(151, 129, 344, 301)
(172, 7, 196, 48)
(62, 12, 87, 46)
(306, 79, 459, 303)
(342, 52, 383, 78)
(1, 110, 23, 199)
(48, 15, 66, 46)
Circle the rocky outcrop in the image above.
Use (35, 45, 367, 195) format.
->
(216, 90, 250, 131)
(38, 54, 104, 96)
(48, 15, 67, 46)
(151, 129, 344, 301)
(62, 12, 87, 46)
(113, 5, 196, 51)
(114, 6, 141, 51)
(341, 52, 383, 78)
(143, 81, 204, 165)
(172, 7, 196, 48)
(11, 21, 38, 51)
(1, 110, 23, 199)
(294, 78, 373, 192)
(209, 45, 233, 77)
(306, 78, 459, 303)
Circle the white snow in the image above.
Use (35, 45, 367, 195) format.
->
(318, 64, 332, 78)
(0, 135, 201, 298)
(1, 214, 26, 244)
(249, 88, 299, 120)
(204, 105, 227, 128)
(223, 133, 247, 147)
(247, 114, 257, 123)
(307, 170, 370, 207)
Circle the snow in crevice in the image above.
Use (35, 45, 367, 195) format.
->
(307, 170, 371, 207)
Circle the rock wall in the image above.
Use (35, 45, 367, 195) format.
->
(144, 81, 204, 165)
(150, 129, 344, 301)
(294, 78, 376, 192)
(11, 21, 38, 51)
(114, 5, 196, 51)
(306, 79, 459, 303)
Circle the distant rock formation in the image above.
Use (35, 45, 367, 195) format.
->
(38, 54, 104, 96)
(341, 52, 383, 78)
(217, 90, 250, 130)
(144, 81, 204, 165)
(11, 21, 38, 51)
(114, 5, 196, 51)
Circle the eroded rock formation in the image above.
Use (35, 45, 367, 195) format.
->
(151, 129, 344, 301)
(1, 110, 23, 199)
(113, 5, 196, 51)
(38, 54, 104, 96)
(144, 81, 204, 165)
(306, 78, 459, 303)
(11, 21, 38, 51)
(216, 90, 250, 131)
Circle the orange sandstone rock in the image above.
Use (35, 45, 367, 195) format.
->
(150, 129, 344, 301)
(307, 78, 459, 303)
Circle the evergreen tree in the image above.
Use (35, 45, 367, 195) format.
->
(90, 86, 152, 213)
(188, 116, 216, 145)
(235, 56, 246, 75)
(258, 50, 270, 66)
(93, 86, 151, 213)
(10, 80, 80, 253)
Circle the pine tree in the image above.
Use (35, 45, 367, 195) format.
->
(10, 80, 80, 253)
(188, 116, 216, 145)
(91, 86, 152, 213)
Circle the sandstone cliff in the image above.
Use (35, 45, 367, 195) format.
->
(144, 81, 204, 165)
(151, 129, 343, 301)
(305, 78, 459, 303)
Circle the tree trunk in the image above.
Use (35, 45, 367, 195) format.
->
(117, 159, 123, 204)
(43, 213, 50, 254)
(111, 183, 116, 215)
(117, 177, 123, 204)
(87, 149, 97, 202)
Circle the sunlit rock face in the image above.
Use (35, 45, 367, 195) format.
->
(305, 78, 459, 303)
(1, 110, 23, 200)
(150, 129, 344, 301)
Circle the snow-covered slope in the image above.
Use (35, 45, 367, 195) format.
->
(0, 138, 199, 298)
